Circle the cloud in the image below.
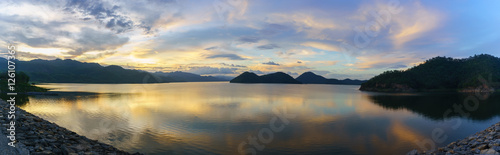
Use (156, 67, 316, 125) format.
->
(205, 53, 247, 60)
(262, 61, 280, 66)
(237, 36, 260, 43)
(220, 63, 246, 67)
(204, 46, 218, 51)
(66, 27, 129, 56)
(352, 52, 420, 70)
(8, 51, 58, 61)
(257, 44, 280, 50)
(258, 23, 290, 35)
(389, 64, 407, 69)
(75, 50, 117, 62)
(65, 0, 134, 33)
(265, 12, 340, 40)
(301, 42, 340, 52)
(212, 0, 248, 23)
(275, 49, 321, 58)
(390, 1, 443, 48)
(186, 66, 238, 75)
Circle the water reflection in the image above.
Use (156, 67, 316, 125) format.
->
(18, 83, 500, 154)
(368, 92, 500, 120)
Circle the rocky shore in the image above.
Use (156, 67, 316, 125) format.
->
(408, 122, 500, 155)
(0, 100, 142, 155)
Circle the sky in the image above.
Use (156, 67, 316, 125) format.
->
(0, 0, 499, 80)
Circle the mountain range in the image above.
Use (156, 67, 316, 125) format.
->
(0, 58, 229, 83)
(230, 71, 366, 85)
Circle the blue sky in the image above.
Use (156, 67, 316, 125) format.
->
(0, 0, 499, 79)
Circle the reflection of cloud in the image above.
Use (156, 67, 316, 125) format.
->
(23, 84, 448, 154)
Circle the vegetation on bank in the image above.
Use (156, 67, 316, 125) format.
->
(360, 54, 500, 92)
(0, 71, 48, 93)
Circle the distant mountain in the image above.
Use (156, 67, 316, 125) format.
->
(0, 58, 228, 83)
(230, 72, 301, 84)
(360, 54, 500, 92)
(153, 71, 228, 82)
(296, 72, 366, 85)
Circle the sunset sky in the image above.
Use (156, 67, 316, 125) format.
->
(0, 0, 499, 79)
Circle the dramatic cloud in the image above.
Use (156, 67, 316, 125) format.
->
(1, 0, 499, 79)
(66, 27, 129, 57)
(65, 0, 134, 33)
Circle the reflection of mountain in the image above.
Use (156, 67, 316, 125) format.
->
(368, 92, 500, 120)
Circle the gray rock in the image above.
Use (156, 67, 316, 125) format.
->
(480, 149, 499, 155)
(477, 144, 488, 150)
(406, 149, 418, 155)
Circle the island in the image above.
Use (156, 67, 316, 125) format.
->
(230, 72, 302, 84)
(230, 71, 366, 85)
(296, 72, 366, 85)
(360, 54, 500, 92)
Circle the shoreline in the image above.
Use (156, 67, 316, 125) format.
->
(0, 100, 142, 155)
(408, 122, 500, 155)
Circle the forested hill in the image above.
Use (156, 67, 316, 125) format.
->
(359, 54, 500, 92)
(0, 58, 227, 83)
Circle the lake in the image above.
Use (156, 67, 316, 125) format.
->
(19, 82, 500, 154)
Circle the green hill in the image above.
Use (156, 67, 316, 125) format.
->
(0, 58, 228, 83)
(0, 72, 48, 93)
(230, 72, 301, 84)
(296, 72, 366, 85)
(360, 54, 500, 92)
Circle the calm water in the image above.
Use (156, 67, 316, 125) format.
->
(19, 82, 500, 155)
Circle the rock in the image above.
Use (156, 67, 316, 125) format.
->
(406, 149, 418, 155)
(477, 144, 488, 150)
(471, 149, 480, 154)
(52, 148, 62, 154)
(480, 149, 499, 155)
(489, 146, 500, 152)
(61, 145, 75, 155)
